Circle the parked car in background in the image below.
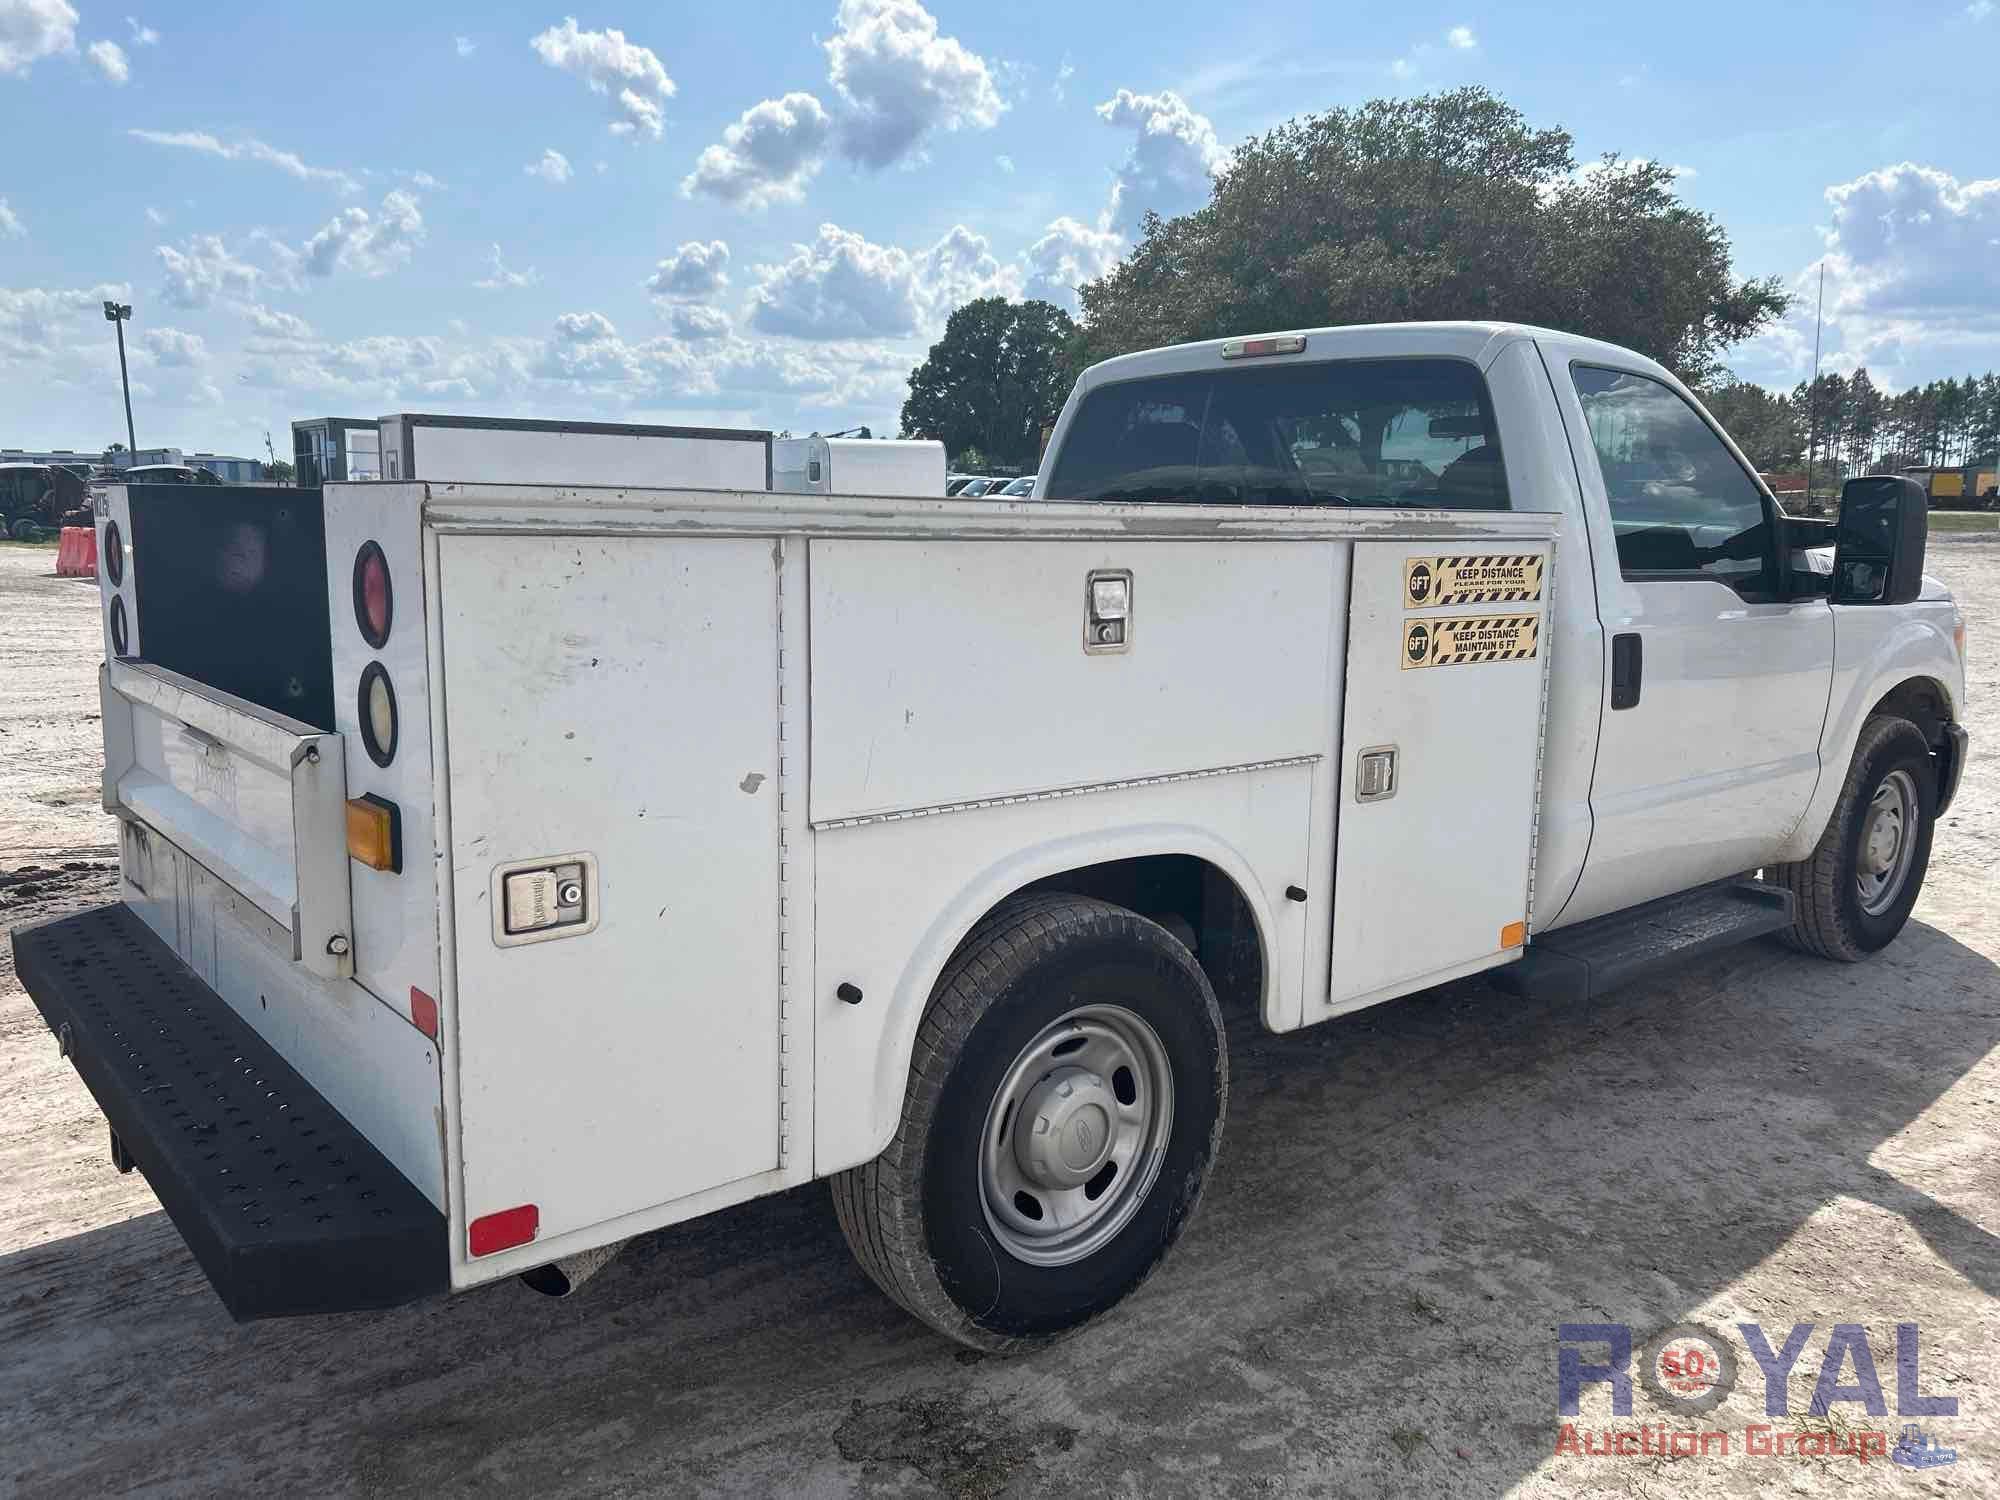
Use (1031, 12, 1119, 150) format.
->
(122, 465, 225, 486)
(945, 473, 979, 495)
(955, 477, 1004, 496)
(997, 476, 1037, 497)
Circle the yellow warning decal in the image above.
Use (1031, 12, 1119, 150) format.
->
(1401, 613, 1540, 669)
(1404, 553, 1545, 609)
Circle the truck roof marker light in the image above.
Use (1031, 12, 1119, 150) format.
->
(469, 1204, 540, 1257)
(409, 987, 439, 1040)
(1220, 335, 1307, 360)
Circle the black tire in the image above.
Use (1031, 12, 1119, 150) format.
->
(10, 517, 37, 542)
(1775, 715, 1936, 961)
(832, 893, 1227, 1352)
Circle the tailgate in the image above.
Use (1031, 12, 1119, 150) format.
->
(99, 655, 353, 981)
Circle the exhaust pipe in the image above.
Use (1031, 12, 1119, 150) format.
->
(519, 1239, 626, 1298)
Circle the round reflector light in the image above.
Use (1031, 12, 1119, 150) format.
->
(109, 594, 129, 656)
(353, 540, 392, 648)
(358, 661, 398, 767)
(104, 521, 124, 586)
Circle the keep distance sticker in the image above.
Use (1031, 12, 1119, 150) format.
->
(1404, 553, 1545, 608)
(1402, 613, 1539, 669)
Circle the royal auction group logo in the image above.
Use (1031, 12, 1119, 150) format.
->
(1557, 1321, 1960, 1467)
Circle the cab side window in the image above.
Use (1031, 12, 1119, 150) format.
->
(1570, 364, 1774, 597)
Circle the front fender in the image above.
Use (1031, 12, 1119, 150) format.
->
(1775, 601, 1964, 863)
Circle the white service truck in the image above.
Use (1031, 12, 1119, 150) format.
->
(16, 322, 1968, 1349)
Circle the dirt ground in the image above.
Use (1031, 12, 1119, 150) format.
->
(1, 537, 1995, 1498)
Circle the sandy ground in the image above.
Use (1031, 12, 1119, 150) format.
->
(1, 537, 1995, 1498)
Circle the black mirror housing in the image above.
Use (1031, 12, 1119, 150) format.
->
(1833, 475, 1927, 605)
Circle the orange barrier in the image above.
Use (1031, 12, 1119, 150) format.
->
(55, 526, 98, 578)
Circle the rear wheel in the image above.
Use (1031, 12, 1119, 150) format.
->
(832, 893, 1227, 1352)
(1776, 715, 1936, 960)
(10, 518, 38, 542)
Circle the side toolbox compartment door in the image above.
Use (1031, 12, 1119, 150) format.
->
(1326, 541, 1551, 1011)
(439, 534, 783, 1250)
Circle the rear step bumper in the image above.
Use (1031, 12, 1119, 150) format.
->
(11, 904, 447, 1321)
(1496, 877, 1796, 1004)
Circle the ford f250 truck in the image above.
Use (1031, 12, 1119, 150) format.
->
(13, 322, 1969, 1350)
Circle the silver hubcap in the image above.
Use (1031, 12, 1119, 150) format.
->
(979, 1004, 1174, 1267)
(1857, 768, 1919, 917)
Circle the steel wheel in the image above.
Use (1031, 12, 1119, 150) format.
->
(1856, 768, 1918, 917)
(978, 1003, 1174, 1268)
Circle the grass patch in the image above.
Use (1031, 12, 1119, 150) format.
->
(1928, 511, 1999, 533)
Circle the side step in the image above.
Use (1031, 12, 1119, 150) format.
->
(11, 904, 448, 1320)
(1495, 878, 1795, 1004)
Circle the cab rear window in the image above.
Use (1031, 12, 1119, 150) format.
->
(1043, 357, 1510, 510)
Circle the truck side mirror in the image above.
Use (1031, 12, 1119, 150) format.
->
(1832, 475, 1927, 605)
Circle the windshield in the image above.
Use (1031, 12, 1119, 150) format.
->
(1044, 356, 1510, 510)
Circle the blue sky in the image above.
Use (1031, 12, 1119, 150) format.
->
(2, 0, 1996, 459)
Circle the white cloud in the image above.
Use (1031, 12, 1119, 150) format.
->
(666, 303, 732, 341)
(644, 239, 731, 299)
(1095, 88, 1224, 229)
(0, 196, 22, 238)
(529, 17, 676, 141)
(1053, 54, 1073, 101)
(525, 147, 574, 184)
(244, 303, 313, 339)
(0, 283, 127, 353)
(825, 0, 1004, 169)
(682, 91, 834, 208)
(85, 37, 126, 81)
(1969, 1, 1993, 20)
(141, 326, 205, 366)
(995, 153, 1014, 174)
(0, 0, 76, 76)
(125, 15, 155, 44)
(156, 234, 261, 308)
(127, 129, 361, 192)
(1738, 163, 2000, 388)
(144, 204, 166, 226)
(454, 34, 475, 57)
(748, 221, 1019, 340)
(1024, 215, 1124, 311)
(296, 189, 426, 279)
(1447, 25, 1477, 49)
(474, 243, 539, 290)
(398, 169, 444, 190)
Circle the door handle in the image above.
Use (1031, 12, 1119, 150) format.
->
(1610, 633, 1642, 710)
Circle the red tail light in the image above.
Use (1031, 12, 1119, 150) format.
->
(353, 540, 392, 648)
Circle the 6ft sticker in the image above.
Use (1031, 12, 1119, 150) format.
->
(1405, 554, 1545, 608)
(1402, 613, 1540, 669)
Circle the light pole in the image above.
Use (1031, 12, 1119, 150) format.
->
(103, 301, 136, 459)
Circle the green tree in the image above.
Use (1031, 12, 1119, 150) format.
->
(1078, 87, 1789, 385)
(901, 297, 1078, 472)
(264, 458, 296, 483)
(1701, 380, 1803, 470)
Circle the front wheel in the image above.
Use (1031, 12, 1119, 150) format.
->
(832, 893, 1227, 1352)
(1776, 715, 1937, 960)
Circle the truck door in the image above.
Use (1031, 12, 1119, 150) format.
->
(1548, 358, 1833, 924)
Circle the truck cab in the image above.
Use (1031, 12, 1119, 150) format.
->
(14, 322, 1967, 1351)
